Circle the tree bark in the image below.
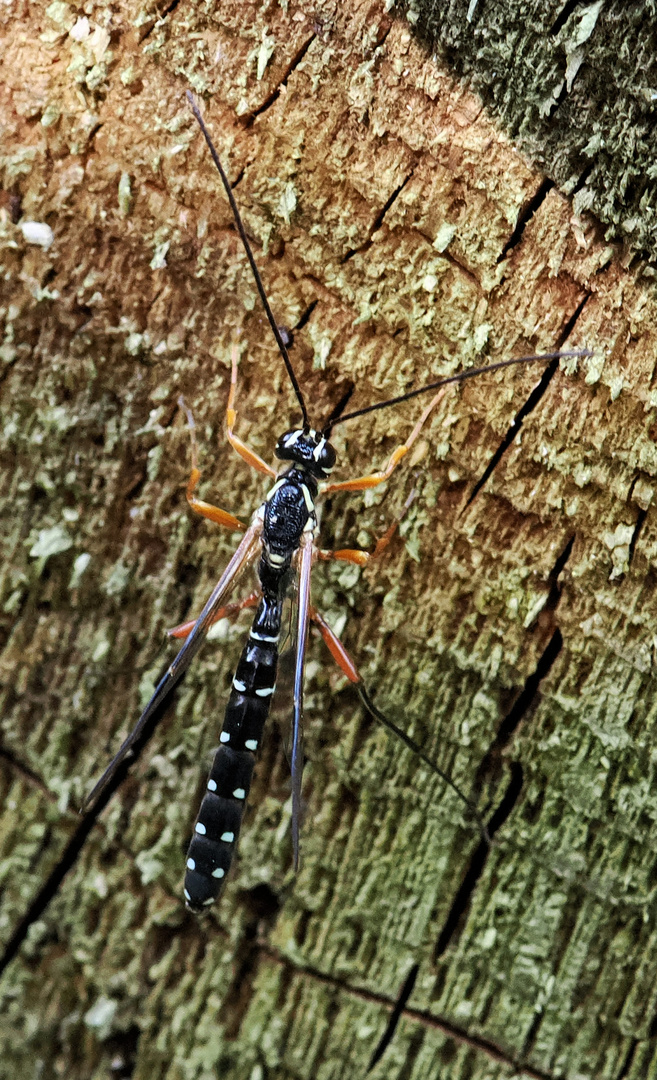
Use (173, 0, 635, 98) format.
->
(1, 1, 656, 1079)
(406, 0, 657, 262)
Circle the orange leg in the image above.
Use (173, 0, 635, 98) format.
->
(322, 386, 450, 494)
(178, 396, 247, 531)
(310, 606, 360, 683)
(168, 591, 260, 639)
(226, 342, 277, 479)
(317, 490, 416, 567)
(310, 605, 489, 842)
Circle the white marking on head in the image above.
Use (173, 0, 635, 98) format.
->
(255, 685, 275, 697)
(284, 430, 301, 447)
(187, 858, 196, 871)
(309, 429, 317, 439)
(312, 437, 326, 462)
(220, 731, 231, 743)
(232, 787, 246, 799)
(212, 867, 225, 879)
(207, 779, 217, 792)
(220, 831, 235, 843)
(184, 888, 192, 901)
(244, 739, 258, 751)
(195, 822, 207, 835)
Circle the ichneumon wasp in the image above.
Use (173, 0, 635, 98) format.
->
(84, 92, 592, 912)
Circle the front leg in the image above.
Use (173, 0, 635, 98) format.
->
(225, 342, 277, 479)
(322, 387, 449, 495)
(179, 395, 247, 531)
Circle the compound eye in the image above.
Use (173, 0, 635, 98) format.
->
(275, 429, 302, 459)
(319, 442, 336, 471)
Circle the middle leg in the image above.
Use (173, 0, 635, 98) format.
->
(168, 591, 260, 640)
(317, 490, 417, 568)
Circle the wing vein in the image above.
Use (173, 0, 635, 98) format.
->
(83, 519, 263, 811)
(291, 530, 313, 869)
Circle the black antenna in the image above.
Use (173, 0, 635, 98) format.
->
(323, 383, 356, 430)
(186, 91, 310, 428)
(326, 350, 593, 430)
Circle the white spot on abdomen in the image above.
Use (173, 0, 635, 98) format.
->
(255, 685, 275, 697)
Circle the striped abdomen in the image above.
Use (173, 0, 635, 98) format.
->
(184, 595, 281, 911)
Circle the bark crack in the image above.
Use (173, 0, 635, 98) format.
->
(479, 629, 563, 772)
(141, 0, 181, 40)
(367, 962, 419, 1070)
(465, 358, 561, 508)
(466, 292, 591, 507)
(430, 626, 564, 967)
(261, 943, 556, 1080)
(246, 34, 317, 123)
(0, 744, 52, 796)
(628, 507, 647, 569)
(615, 1037, 639, 1080)
(340, 170, 416, 264)
(497, 178, 554, 263)
(549, 0, 588, 36)
(433, 762, 524, 962)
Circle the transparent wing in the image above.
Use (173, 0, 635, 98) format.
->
(84, 519, 263, 810)
(269, 602, 297, 768)
(291, 530, 313, 870)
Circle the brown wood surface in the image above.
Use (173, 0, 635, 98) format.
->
(1, 1, 657, 1078)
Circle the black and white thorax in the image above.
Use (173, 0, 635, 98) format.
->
(258, 426, 335, 593)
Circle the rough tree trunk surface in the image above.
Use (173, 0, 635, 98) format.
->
(1, 2, 656, 1079)
(407, 0, 657, 262)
